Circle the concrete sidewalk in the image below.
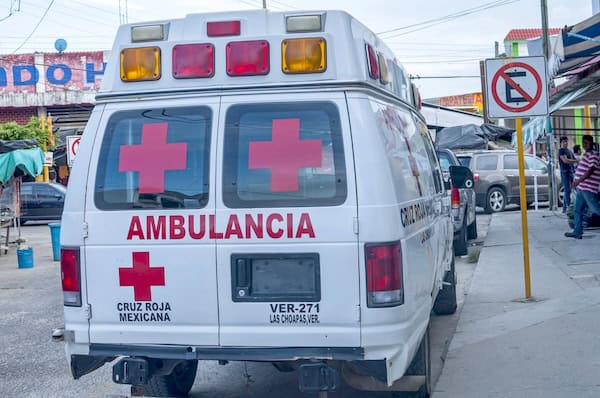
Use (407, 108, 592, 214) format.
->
(434, 210, 600, 398)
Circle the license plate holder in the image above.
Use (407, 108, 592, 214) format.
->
(231, 253, 320, 302)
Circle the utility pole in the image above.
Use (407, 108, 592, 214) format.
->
(541, 0, 558, 210)
(262, 0, 267, 9)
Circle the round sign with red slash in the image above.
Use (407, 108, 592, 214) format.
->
(491, 62, 542, 113)
(485, 56, 548, 119)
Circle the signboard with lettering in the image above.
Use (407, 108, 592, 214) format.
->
(0, 51, 106, 93)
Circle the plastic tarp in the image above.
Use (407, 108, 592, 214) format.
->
(0, 147, 44, 185)
(0, 139, 38, 153)
(435, 124, 514, 150)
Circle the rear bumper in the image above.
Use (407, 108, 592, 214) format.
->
(88, 344, 363, 361)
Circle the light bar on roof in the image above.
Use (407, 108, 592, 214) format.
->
(131, 24, 167, 42)
(286, 15, 322, 33)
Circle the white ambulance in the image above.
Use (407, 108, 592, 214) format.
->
(58, 9, 472, 397)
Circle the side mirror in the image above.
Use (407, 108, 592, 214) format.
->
(449, 165, 474, 189)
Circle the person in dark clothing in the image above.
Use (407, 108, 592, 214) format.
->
(573, 144, 582, 162)
(558, 136, 577, 212)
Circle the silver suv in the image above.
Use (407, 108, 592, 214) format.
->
(456, 150, 563, 213)
(437, 149, 477, 256)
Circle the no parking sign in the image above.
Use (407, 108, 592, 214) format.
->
(485, 56, 548, 119)
(66, 135, 81, 167)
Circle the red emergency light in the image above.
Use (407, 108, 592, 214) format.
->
(207, 20, 241, 37)
(366, 44, 379, 80)
(172, 43, 215, 78)
(226, 40, 270, 76)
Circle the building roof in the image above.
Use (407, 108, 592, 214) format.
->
(504, 28, 561, 41)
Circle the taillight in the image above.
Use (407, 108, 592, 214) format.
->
(226, 40, 269, 76)
(451, 187, 460, 208)
(365, 242, 403, 307)
(473, 173, 480, 183)
(61, 247, 81, 307)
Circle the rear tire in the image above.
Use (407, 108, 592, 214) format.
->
(466, 215, 477, 240)
(143, 360, 198, 397)
(433, 256, 457, 315)
(485, 187, 506, 214)
(453, 218, 468, 256)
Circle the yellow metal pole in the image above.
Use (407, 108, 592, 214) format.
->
(584, 105, 592, 130)
(515, 118, 532, 298)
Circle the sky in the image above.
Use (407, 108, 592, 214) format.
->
(0, 0, 594, 98)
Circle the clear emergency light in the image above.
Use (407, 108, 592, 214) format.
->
(285, 15, 322, 32)
(131, 24, 167, 42)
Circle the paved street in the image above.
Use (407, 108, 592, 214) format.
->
(0, 215, 490, 398)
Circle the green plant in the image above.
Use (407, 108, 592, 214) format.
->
(0, 117, 53, 149)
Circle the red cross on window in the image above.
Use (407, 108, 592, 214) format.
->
(119, 123, 188, 194)
(248, 118, 322, 192)
(119, 252, 165, 301)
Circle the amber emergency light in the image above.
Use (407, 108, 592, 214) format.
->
(281, 38, 326, 74)
(120, 47, 161, 82)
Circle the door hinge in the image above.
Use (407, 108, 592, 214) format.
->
(353, 217, 359, 235)
(84, 304, 92, 320)
(355, 304, 361, 322)
(82, 222, 88, 238)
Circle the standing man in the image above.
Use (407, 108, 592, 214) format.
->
(565, 135, 600, 239)
(558, 136, 577, 212)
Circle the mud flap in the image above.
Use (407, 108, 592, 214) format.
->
(70, 355, 114, 380)
(298, 363, 338, 392)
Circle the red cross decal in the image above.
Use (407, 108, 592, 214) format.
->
(119, 123, 187, 194)
(248, 118, 322, 192)
(119, 252, 165, 301)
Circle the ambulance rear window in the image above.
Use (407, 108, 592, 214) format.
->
(223, 102, 346, 208)
(95, 107, 211, 210)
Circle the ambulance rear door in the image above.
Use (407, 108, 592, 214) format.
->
(84, 99, 219, 346)
(215, 91, 361, 348)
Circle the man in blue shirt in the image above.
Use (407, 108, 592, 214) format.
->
(558, 136, 577, 212)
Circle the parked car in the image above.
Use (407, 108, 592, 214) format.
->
(0, 182, 66, 224)
(437, 148, 477, 255)
(456, 150, 563, 213)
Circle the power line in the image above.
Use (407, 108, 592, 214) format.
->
(378, 0, 519, 38)
(12, 0, 55, 54)
(410, 75, 481, 79)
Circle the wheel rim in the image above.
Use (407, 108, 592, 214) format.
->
(559, 187, 564, 204)
(489, 191, 504, 211)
